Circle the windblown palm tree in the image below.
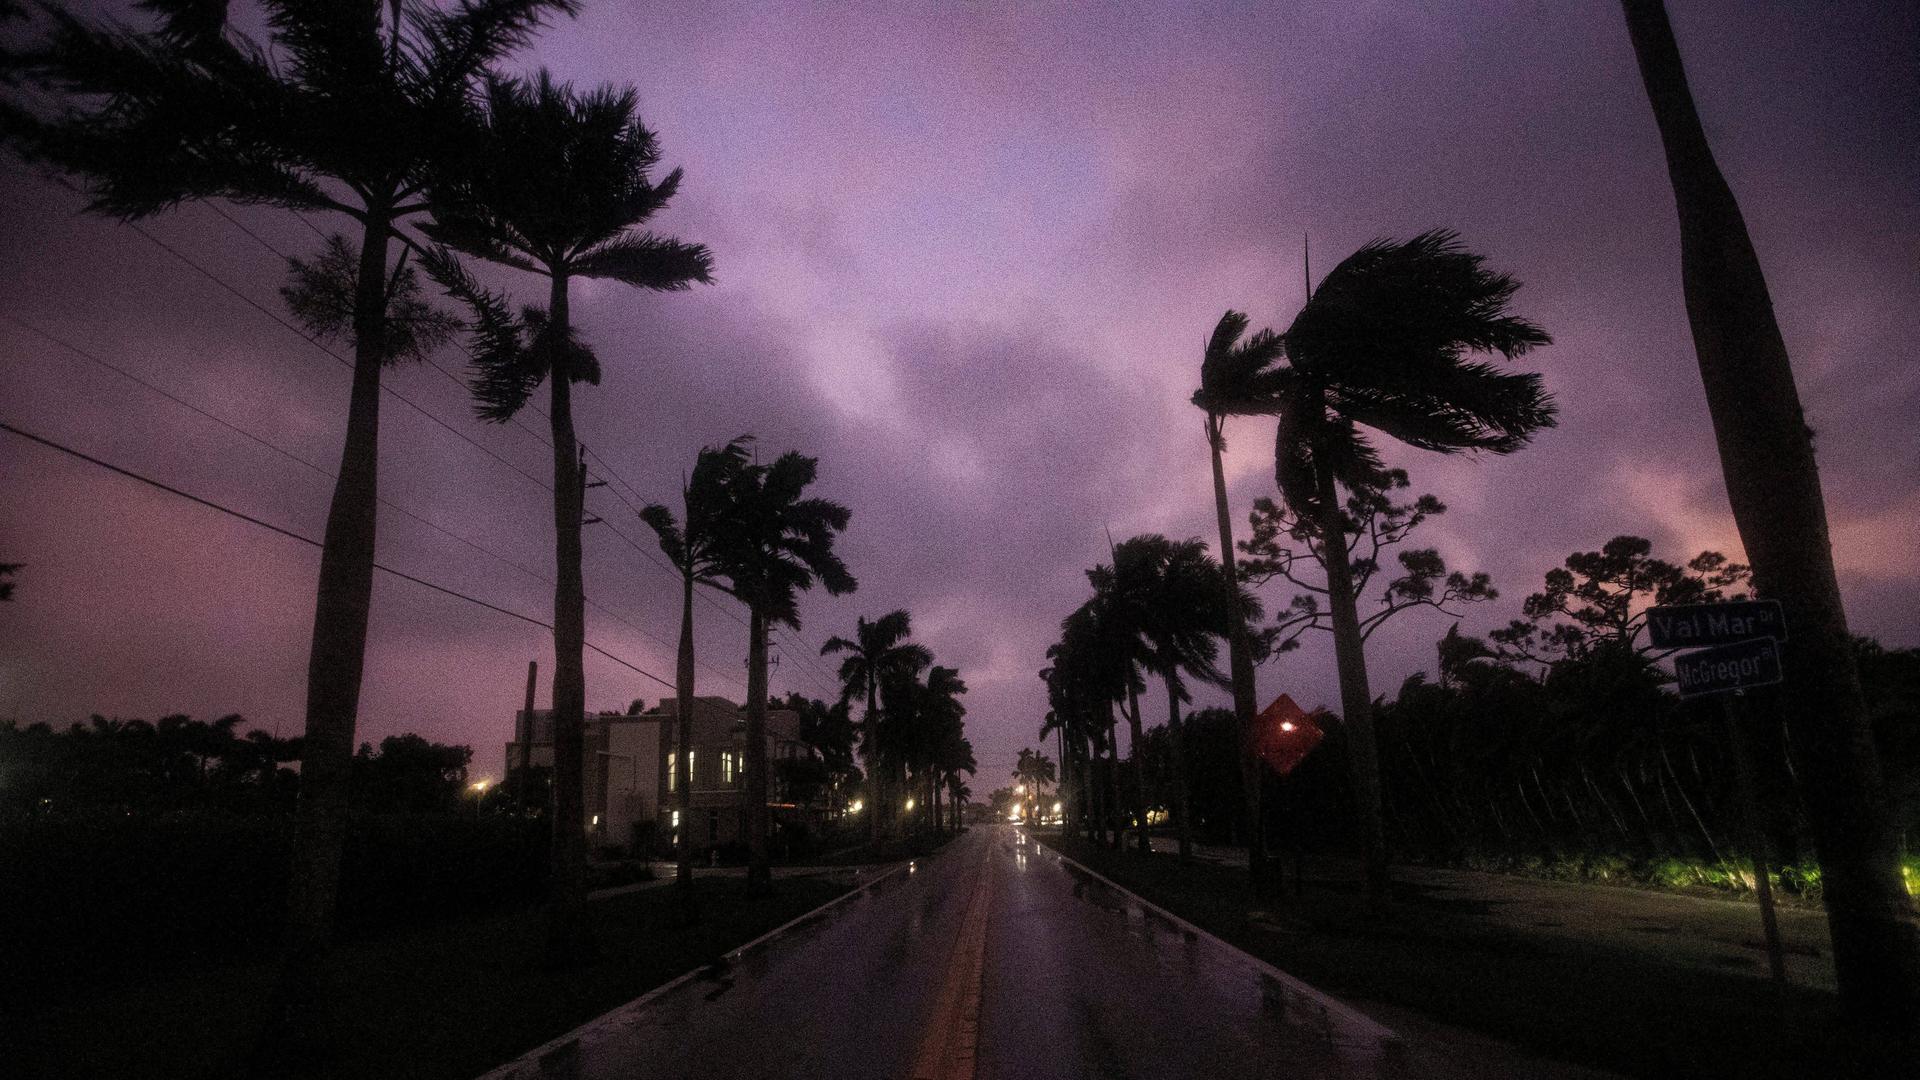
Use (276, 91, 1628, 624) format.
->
(822, 611, 931, 844)
(1050, 599, 1134, 848)
(1100, 535, 1252, 862)
(919, 665, 969, 833)
(2, 0, 574, 1015)
(936, 728, 977, 835)
(424, 69, 712, 957)
(1621, 0, 1918, 1022)
(1192, 310, 1285, 891)
(641, 438, 753, 913)
(1013, 748, 1057, 824)
(1220, 230, 1555, 906)
(715, 450, 856, 892)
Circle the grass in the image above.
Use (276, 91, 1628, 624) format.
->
(7, 875, 853, 1080)
(1037, 832, 1911, 1080)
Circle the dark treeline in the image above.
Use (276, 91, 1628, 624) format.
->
(1113, 535, 1920, 898)
(0, 715, 479, 817)
(0, 717, 546, 1004)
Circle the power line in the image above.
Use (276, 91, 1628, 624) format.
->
(0, 420, 678, 691)
(16, 165, 554, 496)
(3, 310, 749, 695)
(202, 193, 838, 697)
(23, 166, 837, 701)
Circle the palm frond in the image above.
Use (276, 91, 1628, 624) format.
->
(571, 230, 714, 289)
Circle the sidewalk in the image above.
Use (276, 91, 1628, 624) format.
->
(1141, 835, 1835, 990)
(589, 862, 893, 901)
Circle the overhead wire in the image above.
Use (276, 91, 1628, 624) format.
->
(0, 420, 675, 690)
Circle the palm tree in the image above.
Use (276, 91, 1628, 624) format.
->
(920, 665, 969, 833)
(425, 70, 712, 958)
(715, 450, 856, 893)
(1013, 748, 1057, 824)
(2, 0, 574, 1012)
(1085, 556, 1164, 853)
(641, 438, 753, 913)
(1229, 230, 1555, 906)
(822, 611, 931, 844)
(1621, 0, 1919, 1023)
(937, 731, 977, 835)
(947, 777, 972, 832)
(1192, 311, 1285, 891)
(1051, 601, 1131, 847)
(1101, 535, 1250, 862)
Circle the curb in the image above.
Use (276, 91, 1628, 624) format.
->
(473, 862, 911, 1080)
(1034, 833, 1404, 1054)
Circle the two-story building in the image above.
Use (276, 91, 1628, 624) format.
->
(504, 696, 808, 854)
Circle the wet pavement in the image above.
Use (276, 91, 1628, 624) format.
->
(477, 825, 1400, 1080)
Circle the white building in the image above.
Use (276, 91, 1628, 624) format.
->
(504, 696, 808, 853)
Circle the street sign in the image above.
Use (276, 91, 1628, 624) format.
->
(1646, 599, 1785, 650)
(1674, 636, 1783, 698)
(1255, 694, 1324, 776)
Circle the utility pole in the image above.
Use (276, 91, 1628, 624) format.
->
(519, 659, 538, 813)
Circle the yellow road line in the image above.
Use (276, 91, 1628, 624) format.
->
(908, 842, 996, 1080)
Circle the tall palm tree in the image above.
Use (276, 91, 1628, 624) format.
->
(1101, 535, 1250, 863)
(1053, 600, 1132, 847)
(2, 0, 574, 1014)
(1192, 311, 1285, 891)
(641, 438, 753, 914)
(937, 730, 976, 835)
(1231, 231, 1556, 906)
(822, 611, 931, 844)
(715, 450, 856, 893)
(920, 665, 968, 833)
(425, 70, 712, 958)
(1086, 556, 1163, 853)
(1621, 0, 1919, 1023)
(1013, 748, 1057, 824)
(947, 777, 972, 832)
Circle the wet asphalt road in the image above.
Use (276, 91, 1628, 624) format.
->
(478, 825, 1397, 1080)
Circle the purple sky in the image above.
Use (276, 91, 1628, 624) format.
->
(2, 1, 1916, 791)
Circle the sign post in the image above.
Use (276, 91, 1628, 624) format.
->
(1647, 599, 1789, 986)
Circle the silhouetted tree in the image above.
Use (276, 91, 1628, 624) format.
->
(426, 70, 711, 960)
(2, 0, 577, 1013)
(1191, 310, 1284, 891)
(1219, 231, 1555, 907)
(1490, 535, 1748, 665)
(714, 450, 855, 892)
(1621, 0, 1919, 1022)
(643, 438, 753, 909)
(1243, 470, 1496, 657)
(822, 611, 931, 843)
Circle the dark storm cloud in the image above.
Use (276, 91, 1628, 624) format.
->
(2, 1, 1915, 787)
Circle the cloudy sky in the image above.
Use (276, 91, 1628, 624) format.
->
(2, 1, 1915, 790)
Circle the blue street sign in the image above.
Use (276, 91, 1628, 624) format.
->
(1674, 637, 1783, 698)
(1647, 600, 1786, 650)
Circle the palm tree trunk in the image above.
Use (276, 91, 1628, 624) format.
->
(1105, 706, 1124, 849)
(1167, 677, 1193, 863)
(1622, 0, 1919, 1023)
(1206, 414, 1269, 892)
(865, 678, 882, 847)
(1124, 683, 1151, 853)
(545, 271, 590, 964)
(279, 211, 390, 1016)
(674, 566, 696, 912)
(745, 608, 771, 894)
(1314, 461, 1388, 907)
